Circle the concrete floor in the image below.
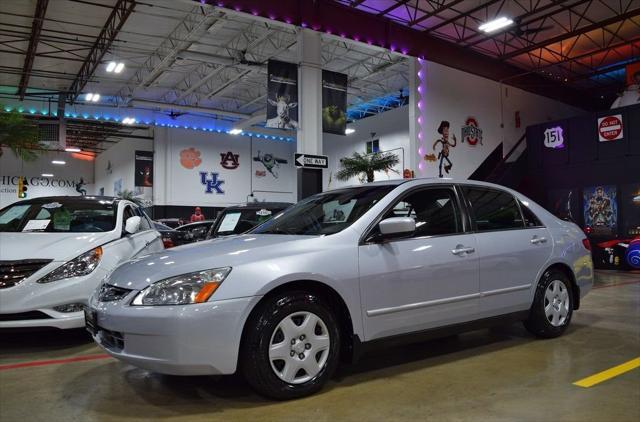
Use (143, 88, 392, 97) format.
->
(1, 271, 639, 422)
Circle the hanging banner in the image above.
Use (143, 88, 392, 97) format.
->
(134, 151, 154, 187)
(266, 60, 298, 130)
(322, 70, 348, 135)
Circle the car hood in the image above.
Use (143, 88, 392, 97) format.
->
(0, 231, 117, 261)
(108, 234, 317, 290)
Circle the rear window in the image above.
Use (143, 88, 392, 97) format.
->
(463, 187, 523, 232)
(0, 199, 117, 233)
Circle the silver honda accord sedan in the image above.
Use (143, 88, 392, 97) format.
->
(87, 179, 593, 399)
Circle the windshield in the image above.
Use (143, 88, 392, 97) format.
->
(0, 199, 117, 233)
(209, 207, 284, 238)
(252, 185, 395, 236)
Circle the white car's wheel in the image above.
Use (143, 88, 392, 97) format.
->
(241, 291, 340, 400)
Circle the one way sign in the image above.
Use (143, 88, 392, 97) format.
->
(295, 153, 328, 169)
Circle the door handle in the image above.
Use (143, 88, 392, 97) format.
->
(531, 236, 547, 244)
(451, 246, 475, 255)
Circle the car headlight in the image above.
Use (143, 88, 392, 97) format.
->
(37, 247, 103, 284)
(131, 267, 231, 306)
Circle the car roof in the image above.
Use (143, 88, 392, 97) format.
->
(323, 178, 521, 192)
(6, 195, 120, 205)
(222, 202, 293, 211)
(177, 220, 216, 228)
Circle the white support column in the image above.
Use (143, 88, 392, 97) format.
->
(408, 57, 428, 176)
(296, 29, 322, 156)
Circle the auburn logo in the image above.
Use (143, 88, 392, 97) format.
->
(220, 151, 240, 169)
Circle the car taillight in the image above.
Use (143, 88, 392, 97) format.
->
(163, 238, 175, 249)
(582, 238, 591, 251)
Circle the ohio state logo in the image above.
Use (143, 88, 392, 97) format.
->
(220, 151, 240, 169)
(461, 117, 483, 146)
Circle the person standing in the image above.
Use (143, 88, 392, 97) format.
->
(190, 207, 205, 222)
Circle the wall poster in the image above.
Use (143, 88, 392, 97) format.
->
(583, 185, 618, 236)
(322, 70, 348, 135)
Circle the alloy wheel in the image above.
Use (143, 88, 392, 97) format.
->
(544, 279, 570, 327)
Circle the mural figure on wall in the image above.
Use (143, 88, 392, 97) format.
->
(253, 151, 288, 179)
(431, 120, 457, 178)
(180, 147, 202, 169)
(75, 178, 87, 196)
(583, 185, 617, 235)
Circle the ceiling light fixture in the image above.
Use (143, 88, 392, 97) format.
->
(106, 61, 117, 72)
(345, 128, 355, 135)
(41, 173, 54, 177)
(106, 61, 125, 73)
(114, 62, 125, 73)
(478, 17, 513, 33)
(65, 147, 81, 152)
(228, 128, 243, 135)
(52, 160, 66, 165)
(122, 117, 135, 125)
(85, 93, 100, 102)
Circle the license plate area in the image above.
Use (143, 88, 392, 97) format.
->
(84, 307, 98, 336)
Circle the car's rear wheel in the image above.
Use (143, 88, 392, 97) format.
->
(524, 269, 573, 338)
(240, 291, 341, 400)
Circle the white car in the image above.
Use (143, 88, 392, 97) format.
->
(0, 196, 164, 329)
(87, 179, 593, 399)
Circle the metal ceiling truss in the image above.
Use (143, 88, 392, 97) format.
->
(16, 0, 49, 100)
(67, 0, 136, 103)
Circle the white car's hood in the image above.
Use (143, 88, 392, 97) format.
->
(0, 231, 117, 261)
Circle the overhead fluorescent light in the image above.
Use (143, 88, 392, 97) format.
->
(478, 17, 513, 33)
(345, 128, 355, 135)
(106, 61, 117, 72)
(51, 160, 66, 165)
(65, 147, 81, 152)
(85, 93, 100, 102)
(122, 117, 135, 125)
(91, 93, 100, 102)
(85, 93, 94, 101)
(41, 173, 54, 177)
(228, 128, 243, 135)
(114, 62, 125, 73)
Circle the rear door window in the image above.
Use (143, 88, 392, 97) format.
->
(463, 187, 524, 232)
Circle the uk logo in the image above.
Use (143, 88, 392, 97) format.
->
(220, 151, 240, 169)
(199, 172, 225, 194)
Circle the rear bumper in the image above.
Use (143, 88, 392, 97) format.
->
(88, 295, 261, 375)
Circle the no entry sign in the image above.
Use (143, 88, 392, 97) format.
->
(598, 114, 623, 142)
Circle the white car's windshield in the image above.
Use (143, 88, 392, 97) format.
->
(252, 185, 395, 236)
(0, 198, 117, 233)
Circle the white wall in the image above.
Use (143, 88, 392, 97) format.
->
(0, 147, 94, 208)
(323, 105, 409, 189)
(154, 127, 296, 207)
(418, 61, 583, 178)
(93, 137, 153, 197)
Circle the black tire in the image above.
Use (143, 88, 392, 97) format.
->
(524, 269, 574, 338)
(240, 290, 341, 400)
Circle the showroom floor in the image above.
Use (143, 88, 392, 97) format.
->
(1, 271, 638, 422)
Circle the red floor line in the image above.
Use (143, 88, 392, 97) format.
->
(0, 353, 111, 371)
(593, 280, 640, 290)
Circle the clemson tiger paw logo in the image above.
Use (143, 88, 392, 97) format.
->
(180, 148, 202, 169)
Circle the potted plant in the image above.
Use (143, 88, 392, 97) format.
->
(0, 106, 43, 161)
(336, 151, 399, 183)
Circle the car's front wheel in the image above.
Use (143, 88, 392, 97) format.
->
(524, 269, 574, 338)
(240, 291, 341, 400)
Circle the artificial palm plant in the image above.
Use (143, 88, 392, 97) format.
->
(336, 151, 400, 183)
(0, 106, 43, 161)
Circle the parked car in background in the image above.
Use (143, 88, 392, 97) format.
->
(155, 218, 184, 229)
(153, 221, 191, 249)
(176, 220, 216, 243)
(206, 202, 292, 239)
(0, 196, 163, 329)
(87, 179, 592, 399)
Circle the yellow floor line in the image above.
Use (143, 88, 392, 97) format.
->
(573, 357, 640, 388)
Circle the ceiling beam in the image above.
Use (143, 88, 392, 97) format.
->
(500, 8, 640, 60)
(409, 0, 467, 27)
(67, 0, 135, 103)
(17, 0, 49, 100)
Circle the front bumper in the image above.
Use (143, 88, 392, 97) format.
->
(88, 294, 261, 375)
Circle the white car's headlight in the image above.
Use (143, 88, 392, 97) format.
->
(131, 267, 231, 306)
(37, 247, 103, 284)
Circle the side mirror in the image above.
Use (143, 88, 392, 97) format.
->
(125, 216, 142, 234)
(376, 217, 416, 241)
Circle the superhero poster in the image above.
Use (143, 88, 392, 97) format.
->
(322, 70, 348, 135)
(583, 185, 618, 236)
(134, 151, 154, 187)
